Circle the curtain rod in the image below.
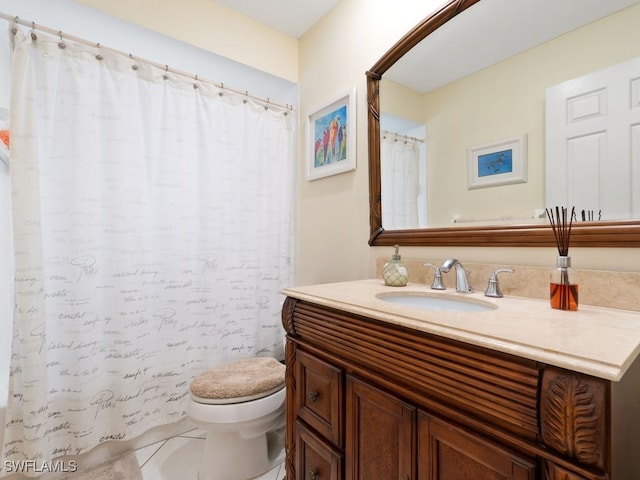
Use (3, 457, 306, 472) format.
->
(0, 12, 294, 112)
(382, 130, 424, 143)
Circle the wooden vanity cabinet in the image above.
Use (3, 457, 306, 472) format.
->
(296, 350, 343, 448)
(347, 376, 414, 480)
(296, 421, 343, 480)
(282, 297, 637, 480)
(418, 413, 536, 479)
(347, 376, 536, 480)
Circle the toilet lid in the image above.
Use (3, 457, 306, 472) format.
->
(190, 357, 285, 405)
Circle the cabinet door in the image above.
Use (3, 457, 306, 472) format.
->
(297, 349, 344, 447)
(346, 375, 414, 480)
(296, 421, 343, 480)
(418, 413, 535, 480)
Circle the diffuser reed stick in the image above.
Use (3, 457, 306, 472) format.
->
(546, 206, 574, 256)
(546, 206, 578, 310)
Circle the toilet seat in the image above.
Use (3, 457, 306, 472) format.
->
(191, 383, 284, 404)
(189, 357, 285, 405)
(186, 387, 285, 425)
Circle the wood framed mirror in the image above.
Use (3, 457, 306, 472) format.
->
(366, 0, 640, 247)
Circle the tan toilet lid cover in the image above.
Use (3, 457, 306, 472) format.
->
(190, 357, 285, 404)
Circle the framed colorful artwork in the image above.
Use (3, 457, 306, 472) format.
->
(306, 88, 356, 181)
(467, 135, 527, 189)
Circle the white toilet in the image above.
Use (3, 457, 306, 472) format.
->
(185, 357, 286, 480)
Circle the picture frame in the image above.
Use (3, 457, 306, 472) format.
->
(306, 87, 356, 181)
(467, 135, 527, 189)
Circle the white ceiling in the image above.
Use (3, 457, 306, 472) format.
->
(385, 0, 640, 93)
(214, 0, 342, 38)
(214, 0, 640, 90)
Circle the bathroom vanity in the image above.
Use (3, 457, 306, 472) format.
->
(281, 279, 640, 480)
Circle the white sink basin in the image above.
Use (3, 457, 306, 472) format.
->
(376, 292, 496, 312)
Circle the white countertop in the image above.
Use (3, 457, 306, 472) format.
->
(282, 279, 640, 381)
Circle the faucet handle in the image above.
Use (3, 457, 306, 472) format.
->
(423, 263, 446, 290)
(484, 268, 514, 298)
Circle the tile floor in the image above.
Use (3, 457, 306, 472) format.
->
(135, 428, 285, 480)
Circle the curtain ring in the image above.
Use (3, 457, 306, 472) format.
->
(163, 65, 169, 80)
(58, 31, 66, 49)
(95, 43, 103, 61)
(129, 53, 138, 71)
(11, 17, 18, 35)
(30, 22, 37, 41)
(193, 74, 199, 89)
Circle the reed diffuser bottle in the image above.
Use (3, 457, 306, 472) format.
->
(546, 206, 579, 311)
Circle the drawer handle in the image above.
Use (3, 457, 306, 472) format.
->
(308, 391, 319, 403)
(309, 469, 318, 480)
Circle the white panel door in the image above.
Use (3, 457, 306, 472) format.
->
(546, 56, 640, 220)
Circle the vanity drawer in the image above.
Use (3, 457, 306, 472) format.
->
(296, 349, 343, 447)
(295, 421, 343, 480)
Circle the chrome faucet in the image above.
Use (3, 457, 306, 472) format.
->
(484, 268, 514, 298)
(441, 258, 473, 293)
(423, 263, 446, 290)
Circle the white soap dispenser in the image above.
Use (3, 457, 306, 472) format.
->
(383, 245, 408, 287)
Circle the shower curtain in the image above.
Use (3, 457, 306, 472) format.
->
(2, 28, 294, 475)
(381, 133, 420, 229)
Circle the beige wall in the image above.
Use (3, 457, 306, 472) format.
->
(74, 0, 298, 82)
(381, 79, 425, 125)
(296, 0, 448, 286)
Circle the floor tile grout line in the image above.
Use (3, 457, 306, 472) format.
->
(178, 432, 206, 439)
(138, 439, 168, 469)
(135, 431, 284, 479)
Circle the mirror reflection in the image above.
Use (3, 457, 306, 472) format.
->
(379, 0, 640, 230)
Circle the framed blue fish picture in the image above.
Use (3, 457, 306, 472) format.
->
(467, 135, 527, 189)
